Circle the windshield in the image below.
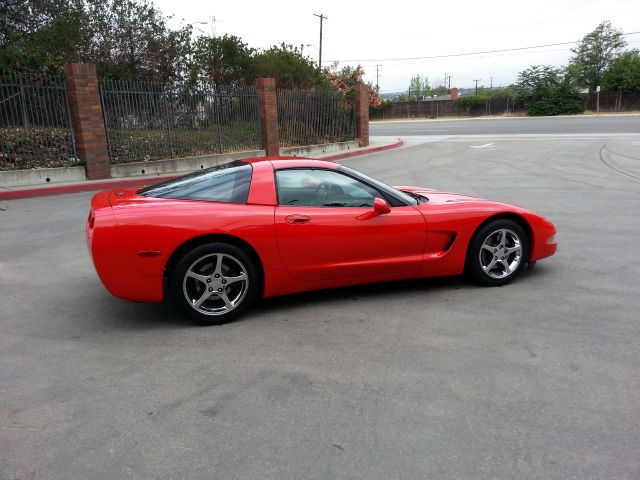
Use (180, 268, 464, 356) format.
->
(338, 166, 418, 206)
(138, 161, 252, 203)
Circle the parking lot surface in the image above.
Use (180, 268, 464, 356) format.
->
(1, 127, 640, 479)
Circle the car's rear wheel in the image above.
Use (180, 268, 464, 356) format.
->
(171, 243, 259, 325)
(467, 219, 529, 286)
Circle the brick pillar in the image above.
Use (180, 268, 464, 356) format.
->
(64, 63, 111, 180)
(256, 78, 279, 157)
(355, 83, 369, 147)
(450, 87, 459, 101)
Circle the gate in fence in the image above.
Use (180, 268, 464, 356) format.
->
(0, 72, 76, 170)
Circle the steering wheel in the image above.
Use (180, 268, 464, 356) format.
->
(313, 181, 345, 204)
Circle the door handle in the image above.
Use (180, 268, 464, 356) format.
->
(285, 214, 311, 224)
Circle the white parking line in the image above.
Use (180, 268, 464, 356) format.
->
(469, 143, 495, 149)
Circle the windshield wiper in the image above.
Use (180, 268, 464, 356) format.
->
(406, 191, 428, 204)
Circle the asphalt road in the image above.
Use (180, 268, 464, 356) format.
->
(2, 127, 640, 479)
(371, 114, 640, 136)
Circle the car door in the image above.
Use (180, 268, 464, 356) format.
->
(274, 168, 426, 281)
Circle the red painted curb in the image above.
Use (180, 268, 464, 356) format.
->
(0, 138, 403, 201)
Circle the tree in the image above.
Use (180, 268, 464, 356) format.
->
(0, 0, 87, 73)
(251, 43, 326, 89)
(188, 34, 254, 87)
(568, 21, 626, 90)
(0, 0, 192, 82)
(395, 74, 431, 101)
(323, 63, 381, 106)
(82, 0, 192, 82)
(431, 85, 450, 96)
(515, 65, 583, 116)
(602, 50, 640, 93)
(409, 74, 431, 99)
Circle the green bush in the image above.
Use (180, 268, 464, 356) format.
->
(525, 97, 584, 116)
(369, 99, 392, 115)
(456, 95, 487, 109)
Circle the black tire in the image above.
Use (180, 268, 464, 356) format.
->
(171, 242, 259, 325)
(466, 219, 530, 286)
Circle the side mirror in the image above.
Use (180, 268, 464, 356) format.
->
(358, 198, 391, 220)
(373, 197, 391, 215)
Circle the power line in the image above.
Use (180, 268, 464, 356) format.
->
(326, 31, 640, 63)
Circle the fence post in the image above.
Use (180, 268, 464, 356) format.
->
(355, 83, 369, 147)
(256, 78, 279, 156)
(63, 63, 111, 180)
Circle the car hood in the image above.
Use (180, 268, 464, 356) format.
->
(394, 185, 486, 206)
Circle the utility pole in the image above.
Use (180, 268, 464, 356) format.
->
(443, 73, 448, 89)
(313, 13, 327, 70)
(376, 65, 382, 90)
(490, 76, 494, 90)
(473, 79, 481, 95)
(447, 75, 452, 90)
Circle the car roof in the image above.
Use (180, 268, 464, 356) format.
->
(243, 156, 339, 170)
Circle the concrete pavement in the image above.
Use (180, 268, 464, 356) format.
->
(1, 127, 639, 479)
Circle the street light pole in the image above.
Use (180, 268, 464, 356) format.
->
(313, 13, 327, 70)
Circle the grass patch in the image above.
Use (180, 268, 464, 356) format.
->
(107, 123, 262, 164)
(0, 127, 77, 170)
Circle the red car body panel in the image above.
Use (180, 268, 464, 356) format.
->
(87, 157, 557, 303)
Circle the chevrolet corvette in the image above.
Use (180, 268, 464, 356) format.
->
(87, 157, 557, 325)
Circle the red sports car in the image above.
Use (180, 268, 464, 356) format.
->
(87, 157, 557, 325)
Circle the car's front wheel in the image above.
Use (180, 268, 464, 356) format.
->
(171, 243, 259, 325)
(467, 219, 529, 286)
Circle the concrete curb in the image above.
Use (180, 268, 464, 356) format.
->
(0, 138, 403, 201)
(322, 138, 404, 161)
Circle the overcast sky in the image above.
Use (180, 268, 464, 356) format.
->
(154, 0, 640, 92)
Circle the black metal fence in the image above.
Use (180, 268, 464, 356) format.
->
(0, 72, 76, 170)
(100, 80, 261, 164)
(277, 89, 356, 147)
(584, 91, 640, 112)
(371, 96, 521, 120)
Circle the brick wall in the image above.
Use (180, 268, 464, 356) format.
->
(63, 63, 111, 180)
(256, 78, 280, 156)
(355, 84, 369, 147)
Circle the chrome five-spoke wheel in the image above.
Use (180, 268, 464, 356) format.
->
(183, 253, 249, 316)
(172, 243, 258, 325)
(467, 219, 530, 286)
(479, 228, 522, 279)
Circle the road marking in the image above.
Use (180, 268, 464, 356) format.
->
(470, 143, 495, 149)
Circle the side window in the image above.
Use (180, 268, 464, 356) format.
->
(276, 169, 382, 207)
(139, 162, 252, 203)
